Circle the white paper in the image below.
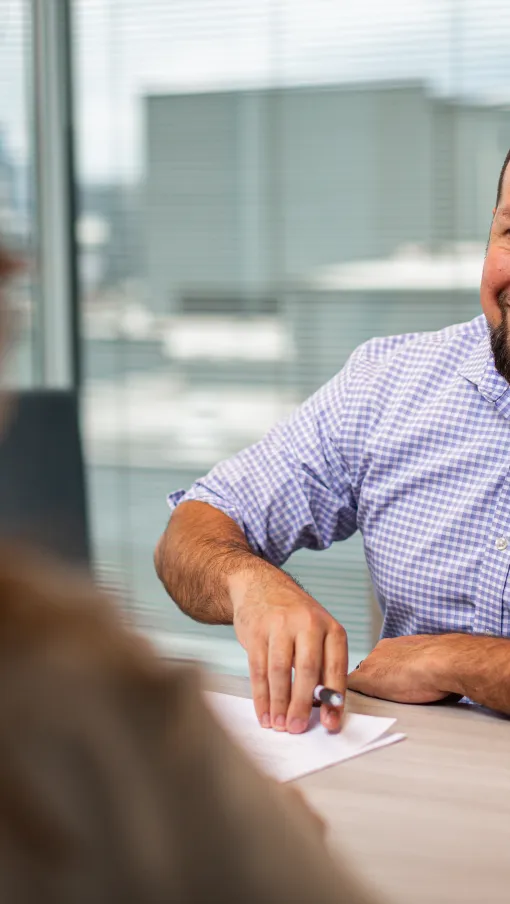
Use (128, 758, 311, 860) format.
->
(206, 692, 405, 782)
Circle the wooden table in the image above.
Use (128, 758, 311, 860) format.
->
(212, 674, 510, 904)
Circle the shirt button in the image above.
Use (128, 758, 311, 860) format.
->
(495, 536, 508, 551)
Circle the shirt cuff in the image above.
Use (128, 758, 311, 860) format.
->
(166, 486, 245, 531)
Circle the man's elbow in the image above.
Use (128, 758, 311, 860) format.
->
(154, 530, 167, 586)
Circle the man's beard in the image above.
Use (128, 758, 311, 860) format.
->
(489, 291, 510, 385)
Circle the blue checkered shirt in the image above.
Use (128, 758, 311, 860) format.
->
(168, 315, 510, 639)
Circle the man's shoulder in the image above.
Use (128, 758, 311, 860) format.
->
(324, 315, 489, 460)
(350, 315, 487, 377)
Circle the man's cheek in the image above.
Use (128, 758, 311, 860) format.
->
(486, 248, 510, 289)
(481, 266, 506, 325)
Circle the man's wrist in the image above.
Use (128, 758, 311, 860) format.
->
(429, 633, 473, 697)
(228, 559, 301, 616)
(228, 558, 278, 612)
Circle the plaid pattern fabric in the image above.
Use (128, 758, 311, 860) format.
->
(168, 314, 510, 639)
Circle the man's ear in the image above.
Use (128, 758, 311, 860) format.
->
(486, 208, 497, 255)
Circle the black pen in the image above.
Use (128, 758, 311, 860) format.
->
(313, 684, 344, 708)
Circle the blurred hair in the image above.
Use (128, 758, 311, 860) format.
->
(0, 544, 377, 904)
(0, 245, 19, 282)
(0, 546, 182, 902)
(496, 148, 510, 207)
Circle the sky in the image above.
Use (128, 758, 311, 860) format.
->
(1, 0, 510, 181)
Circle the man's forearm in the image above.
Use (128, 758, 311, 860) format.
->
(348, 631, 510, 714)
(437, 633, 510, 714)
(155, 501, 281, 624)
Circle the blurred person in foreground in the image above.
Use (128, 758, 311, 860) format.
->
(157, 148, 510, 733)
(0, 248, 375, 902)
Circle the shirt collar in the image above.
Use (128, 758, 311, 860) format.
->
(458, 321, 510, 403)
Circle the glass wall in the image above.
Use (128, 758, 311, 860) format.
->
(72, 0, 510, 672)
(0, 0, 37, 388)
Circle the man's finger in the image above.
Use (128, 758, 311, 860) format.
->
(286, 633, 323, 733)
(268, 633, 294, 730)
(321, 625, 348, 732)
(248, 638, 270, 728)
(347, 664, 372, 696)
(346, 669, 362, 691)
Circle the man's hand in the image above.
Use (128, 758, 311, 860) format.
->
(347, 635, 454, 704)
(156, 502, 347, 733)
(231, 570, 348, 734)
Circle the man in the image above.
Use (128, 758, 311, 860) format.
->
(155, 148, 510, 735)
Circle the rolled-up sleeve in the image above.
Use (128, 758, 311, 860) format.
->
(167, 347, 370, 567)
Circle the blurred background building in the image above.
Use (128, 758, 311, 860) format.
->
(2, 0, 510, 672)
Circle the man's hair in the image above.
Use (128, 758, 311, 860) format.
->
(496, 148, 510, 207)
